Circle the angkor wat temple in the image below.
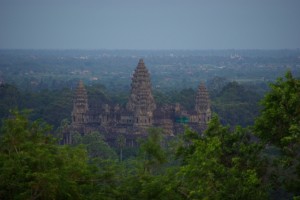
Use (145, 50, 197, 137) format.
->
(63, 59, 211, 145)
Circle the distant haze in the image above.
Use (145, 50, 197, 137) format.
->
(1, 0, 300, 50)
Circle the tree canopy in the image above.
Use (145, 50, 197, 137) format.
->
(0, 71, 300, 199)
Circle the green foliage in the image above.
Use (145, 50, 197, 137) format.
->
(2, 71, 300, 199)
(21, 88, 73, 128)
(86, 84, 110, 107)
(254, 71, 300, 198)
(139, 128, 167, 174)
(255, 71, 300, 149)
(0, 84, 21, 125)
(3, 50, 300, 199)
(116, 134, 126, 162)
(212, 81, 262, 126)
(153, 88, 196, 110)
(83, 159, 122, 200)
(0, 111, 92, 199)
(72, 131, 117, 160)
(175, 115, 268, 199)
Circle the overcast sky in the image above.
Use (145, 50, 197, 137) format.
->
(0, 0, 300, 49)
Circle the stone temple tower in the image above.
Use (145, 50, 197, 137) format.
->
(195, 82, 212, 128)
(127, 59, 156, 129)
(71, 80, 89, 132)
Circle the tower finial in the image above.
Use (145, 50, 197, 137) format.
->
(127, 59, 156, 129)
(78, 80, 84, 88)
(195, 82, 210, 113)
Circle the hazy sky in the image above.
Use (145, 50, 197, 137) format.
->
(1, 0, 300, 49)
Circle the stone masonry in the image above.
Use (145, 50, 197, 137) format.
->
(66, 59, 211, 145)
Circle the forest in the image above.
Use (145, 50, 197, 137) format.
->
(0, 71, 299, 199)
(0, 50, 300, 199)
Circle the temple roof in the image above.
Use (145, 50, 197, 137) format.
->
(127, 59, 156, 113)
(195, 82, 210, 112)
(78, 80, 85, 89)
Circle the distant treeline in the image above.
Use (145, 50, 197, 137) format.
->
(1, 49, 299, 93)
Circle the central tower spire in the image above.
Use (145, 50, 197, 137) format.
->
(195, 82, 211, 128)
(127, 59, 156, 129)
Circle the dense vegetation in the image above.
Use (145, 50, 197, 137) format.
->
(0, 71, 299, 199)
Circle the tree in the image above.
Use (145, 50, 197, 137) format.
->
(116, 134, 126, 162)
(74, 131, 117, 160)
(254, 71, 300, 198)
(0, 110, 93, 199)
(175, 115, 268, 199)
(55, 118, 71, 140)
(139, 128, 167, 174)
(0, 84, 21, 126)
(117, 128, 181, 200)
(212, 81, 261, 126)
(255, 71, 300, 149)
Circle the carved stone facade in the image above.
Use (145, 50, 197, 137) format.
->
(64, 80, 89, 144)
(195, 82, 212, 129)
(127, 59, 156, 130)
(66, 59, 211, 144)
